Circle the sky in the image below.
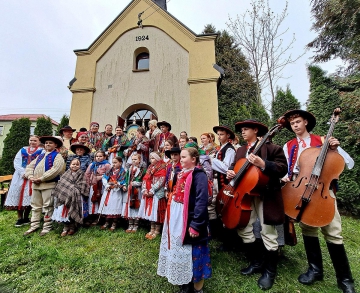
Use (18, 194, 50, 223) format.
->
(0, 0, 342, 123)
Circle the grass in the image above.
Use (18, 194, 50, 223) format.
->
(0, 209, 359, 293)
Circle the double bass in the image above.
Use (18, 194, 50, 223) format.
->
(216, 117, 286, 229)
(282, 108, 344, 227)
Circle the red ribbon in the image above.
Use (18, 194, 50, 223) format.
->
(61, 205, 69, 218)
(104, 189, 111, 206)
(18, 179, 28, 210)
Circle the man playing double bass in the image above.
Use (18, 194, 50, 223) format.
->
(282, 109, 355, 293)
(226, 119, 287, 291)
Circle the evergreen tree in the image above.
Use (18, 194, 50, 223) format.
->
(0, 118, 31, 175)
(202, 24, 258, 131)
(306, 65, 360, 215)
(308, 0, 360, 71)
(34, 116, 53, 136)
(56, 114, 69, 135)
(307, 65, 340, 136)
(271, 86, 301, 147)
(248, 101, 270, 126)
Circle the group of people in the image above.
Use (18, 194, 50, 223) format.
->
(4, 112, 355, 293)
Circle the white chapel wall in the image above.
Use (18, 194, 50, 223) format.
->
(91, 26, 190, 135)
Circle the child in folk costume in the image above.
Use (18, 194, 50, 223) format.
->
(5, 136, 43, 227)
(98, 157, 126, 231)
(85, 150, 112, 225)
(66, 143, 92, 172)
(162, 139, 174, 165)
(139, 152, 167, 240)
(122, 153, 146, 233)
(52, 158, 90, 236)
(24, 136, 65, 236)
(164, 147, 182, 200)
(157, 148, 212, 293)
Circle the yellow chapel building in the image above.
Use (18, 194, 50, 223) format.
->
(68, 0, 220, 139)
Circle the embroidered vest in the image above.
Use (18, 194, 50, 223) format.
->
(286, 134, 322, 178)
(216, 143, 235, 189)
(34, 150, 61, 182)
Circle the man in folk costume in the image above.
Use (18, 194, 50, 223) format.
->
(24, 136, 65, 236)
(282, 109, 355, 293)
(211, 125, 238, 251)
(107, 126, 129, 161)
(87, 122, 104, 151)
(226, 119, 287, 290)
(153, 121, 178, 153)
(59, 125, 77, 151)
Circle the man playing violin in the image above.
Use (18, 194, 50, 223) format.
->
(227, 119, 287, 291)
(282, 109, 355, 293)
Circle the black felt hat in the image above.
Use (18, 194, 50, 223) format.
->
(165, 147, 181, 159)
(283, 109, 316, 132)
(212, 125, 235, 140)
(39, 136, 63, 148)
(70, 143, 90, 154)
(235, 119, 269, 137)
(59, 125, 76, 135)
(157, 121, 172, 131)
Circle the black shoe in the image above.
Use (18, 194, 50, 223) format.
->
(176, 282, 194, 293)
(298, 236, 323, 285)
(257, 250, 278, 290)
(327, 242, 356, 293)
(15, 219, 24, 227)
(23, 218, 31, 225)
(338, 279, 356, 293)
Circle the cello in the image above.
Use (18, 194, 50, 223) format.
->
(216, 117, 286, 229)
(282, 108, 344, 227)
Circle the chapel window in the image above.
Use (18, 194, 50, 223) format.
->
(136, 52, 149, 70)
(134, 47, 150, 71)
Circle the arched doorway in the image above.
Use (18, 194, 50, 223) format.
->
(117, 104, 158, 140)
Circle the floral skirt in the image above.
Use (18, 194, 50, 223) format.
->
(192, 241, 212, 283)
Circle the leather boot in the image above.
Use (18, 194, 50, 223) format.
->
(258, 249, 278, 290)
(327, 242, 356, 293)
(298, 236, 324, 285)
(241, 239, 265, 275)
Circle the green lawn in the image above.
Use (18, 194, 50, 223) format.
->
(0, 210, 359, 293)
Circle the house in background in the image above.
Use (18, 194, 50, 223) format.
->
(0, 114, 59, 157)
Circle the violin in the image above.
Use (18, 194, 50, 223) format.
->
(216, 117, 286, 229)
(282, 108, 344, 227)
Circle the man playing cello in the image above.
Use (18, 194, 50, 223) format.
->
(282, 109, 355, 293)
(226, 119, 287, 290)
